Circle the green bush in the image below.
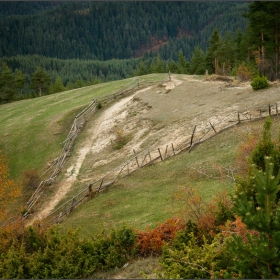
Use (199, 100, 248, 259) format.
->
(0, 225, 136, 278)
(97, 101, 102, 109)
(158, 232, 224, 279)
(250, 75, 269, 90)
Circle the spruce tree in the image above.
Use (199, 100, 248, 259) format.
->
(205, 28, 222, 74)
(189, 46, 206, 75)
(51, 76, 65, 94)
(30, 67, 51, 97)
(14, 69, 26, 98)
(226, 157, 280, 278)
(0, 62, 17, 103)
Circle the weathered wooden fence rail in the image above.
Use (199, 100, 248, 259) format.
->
(41, 101, 280, 227)
(24, 99, 99, 216)
(22, 76, 160, 220)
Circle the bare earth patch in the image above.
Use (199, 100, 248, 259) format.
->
(36, 74, 280, 218)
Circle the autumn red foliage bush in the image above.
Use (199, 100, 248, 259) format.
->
(135, 218, 185, 257)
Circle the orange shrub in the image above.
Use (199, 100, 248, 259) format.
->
(135, 218, 185, 257)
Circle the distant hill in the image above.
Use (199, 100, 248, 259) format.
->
(0, 2, 248, 61)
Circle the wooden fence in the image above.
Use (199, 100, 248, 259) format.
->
(24, 99, 98, 216)
(23, 77, 156, 219)
(41, 101, 280, 227)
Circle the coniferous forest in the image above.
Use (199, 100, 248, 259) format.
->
(1, 1, 280, 104)
(0, 1, 250, 103)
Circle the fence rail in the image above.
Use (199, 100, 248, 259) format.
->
(41, 101, 280, 227)
(22, 76, 163, 220)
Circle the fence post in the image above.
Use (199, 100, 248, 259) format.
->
(171, 143, 175, 155)
(98, 180, 104, 192)
(164, 145, 168, 159)
(158, 148, 163, 161)
(88, 183, 93, 198)
(190, 125, 197, 146)
(238, 111, 241, 124)
(133, 149, 140, 169)
(148, 148, 152, 162)
(209, 121, 217, 133)
(70, 197, 76, 213)
(276, 103, 278, 116)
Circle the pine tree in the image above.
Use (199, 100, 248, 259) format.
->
(226, 157, 280, 278)
(189, 46, 206, 75)
(135, 61, 147, 76)
(177, 50, 189, 74)
(246, 2, 280, 80)
(155, 53, 164, 73)
(205, 28, 222, 74)
(14, 69, 26, 98)
(165, 59, 178, 73)
(51, 76, 65, 94)
(0, 62, 17, 103)
(30, 67, 51, 97)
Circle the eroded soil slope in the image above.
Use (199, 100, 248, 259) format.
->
(37, 74, 280, 218)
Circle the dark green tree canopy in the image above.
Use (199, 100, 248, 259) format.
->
(30, 67, 51, 96)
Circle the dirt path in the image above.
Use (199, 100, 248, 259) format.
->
(35, 75, 280, 220)
(37, 86, 155, 219)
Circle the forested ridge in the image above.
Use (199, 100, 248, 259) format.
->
(0, 1, 250, 103)
(1, 1, 280, 104)
(0, 2, 248, 60)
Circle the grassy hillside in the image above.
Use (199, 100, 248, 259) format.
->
(2, 73, 280, 242)
(62, 117, 280, 237)
(0, 74, 165, 181)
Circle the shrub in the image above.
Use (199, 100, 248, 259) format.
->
(0, 224, 137, 278)
(173, 186, 233, 236)
(22, 169, 39, 190)
(232, 61, 258, 81)
(110, 128, 128, 150)
(158, 232, 225, 279)
(97, 101, 102, 109)
(251, 75, 269, 90)
(135, 218, 185, 257)
(236, 62, 253, 81)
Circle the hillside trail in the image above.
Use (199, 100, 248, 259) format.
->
(36, 78, 183, 220)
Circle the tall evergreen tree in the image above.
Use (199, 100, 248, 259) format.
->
(0, 62, 16, 103)
(245, 2, 280, 80)
(205, 28, 222, 74)
(189, 46, 206, 75)
(226, 157, 280, 278)
(177, 50, 189, 74)
(155, 53, 164, 73)
(30, 67, 51, 97)
(14, 69, 26, 98)
(50, 76, 65, 94)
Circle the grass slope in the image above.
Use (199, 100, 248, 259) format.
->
(0, 74, 167, 215)
(0, 74, 165, 181)
(61, 117, 280, 237)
